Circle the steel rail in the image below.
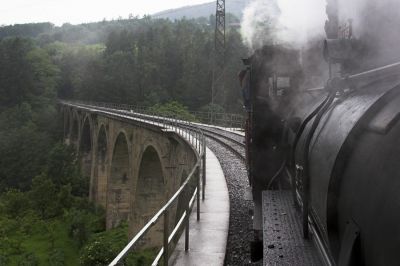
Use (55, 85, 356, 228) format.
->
(180, 122, 245, 152)
(197, 125, 245, 148)
(203, 131, 245, 161)
(176, 121, 245, 160)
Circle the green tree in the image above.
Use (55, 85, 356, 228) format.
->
(0, 106, 52, 191)
(46, 143, 79, 187)
(148, 101, 197, 121)
(18, 252, 39, 266)
(0, 37, 60, 191)
(29, 175, 59, 219)
(1, 189, 29, 218)
(48, 249, 66, 266)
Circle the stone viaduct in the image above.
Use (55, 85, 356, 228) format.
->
(60, 102, 199, 248)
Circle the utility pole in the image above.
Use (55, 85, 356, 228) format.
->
(211, 0, 226, 105)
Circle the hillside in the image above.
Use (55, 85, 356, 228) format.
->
(0, 1, 250, 42)
(153, 0, 251, 20)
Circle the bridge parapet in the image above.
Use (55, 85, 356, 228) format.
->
(59, 100, 206, 266)
(65, 99, 245, 129)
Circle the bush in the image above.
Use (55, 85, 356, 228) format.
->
(65, 209, 89, 247)
(0, 236, 23, 256)
(57, 184, 73, 209)
(79, 223, 128, 265)
(79, 239, 118, 266)
(64, 207, 105, 247)
(28, 175, 60, 219)
(46, 143, 88, 197)
(148, 101, 197, 122)
(18, 252, 39, 266)
(198, 103, 225, 114)
(19, 211, 40, 235)
(0, 254, 9, 265)
(48, 249, 66, 266)
(1, 189, 29, 218)
(0, 217, 19, 236)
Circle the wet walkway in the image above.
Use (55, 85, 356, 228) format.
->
(169, 147, 230, 266)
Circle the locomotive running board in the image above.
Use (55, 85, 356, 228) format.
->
(262, 190, 322, 265)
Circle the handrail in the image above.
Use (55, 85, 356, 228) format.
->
(60, 99, 245, 129)
(59, 100, 207, 266)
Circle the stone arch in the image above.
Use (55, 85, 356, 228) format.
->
(70, 111, 80, 146)
(79, 115, 93, 181)
(92, 124, 108, 206)
(131, 145, 166, 248)
(106, 131, 132, 229)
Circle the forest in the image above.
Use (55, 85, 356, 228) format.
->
(0, 15, 247, 265)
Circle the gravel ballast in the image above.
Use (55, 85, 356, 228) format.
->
(206, 135, 260, 266)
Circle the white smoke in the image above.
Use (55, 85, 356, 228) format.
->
(241, 0, 400, 67)
(338, 0, 400, 67)
(240, 1, 280, 50)
(241, 0, 327, 51)
(337, 0, 367, 34)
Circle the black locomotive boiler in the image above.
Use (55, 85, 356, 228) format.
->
(243, 36, 400, 266)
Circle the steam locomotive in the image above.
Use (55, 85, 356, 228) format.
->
(243, 20, 400, 266)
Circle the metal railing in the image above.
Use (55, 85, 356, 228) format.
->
(62, 99, 245, 129)
(60, 100, 207, 266)
(191, 110, 245, 128)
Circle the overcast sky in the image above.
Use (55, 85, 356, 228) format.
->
(0, 0, 213, 26)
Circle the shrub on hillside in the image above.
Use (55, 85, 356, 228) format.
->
(148, 101, 197, 122)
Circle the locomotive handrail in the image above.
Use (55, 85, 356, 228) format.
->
(347, 61, 400, 84)
(59, 100, 207, 266)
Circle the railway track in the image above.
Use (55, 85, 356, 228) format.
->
(182, 123, 246, 161)
(93, 107, 246, 157)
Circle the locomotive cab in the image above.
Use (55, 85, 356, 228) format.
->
(243, 45, 305, 261)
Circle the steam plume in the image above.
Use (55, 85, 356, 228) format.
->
(240, 0, 327, 51)
(338, 0, 400, 67)
(241, 0, 400, 68)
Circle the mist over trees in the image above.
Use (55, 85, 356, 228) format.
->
(0, 16, 247, 112)
(50, 16, 247, 112)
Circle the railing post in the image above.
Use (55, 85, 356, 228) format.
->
(196, 166, 200, 221)
(185, 194, 190, 252)
(202, 142, 206, 200)
(163, 210, 169, 266)
(195, 130, 199, 151)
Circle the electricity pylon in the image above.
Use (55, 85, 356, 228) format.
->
(211, 0, 226, 105)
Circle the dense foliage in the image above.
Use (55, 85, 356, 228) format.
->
(0, 14, 247, 264)
(1, 16, 247, 112)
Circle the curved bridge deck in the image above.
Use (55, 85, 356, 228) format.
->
(169, 147, 229, 265)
